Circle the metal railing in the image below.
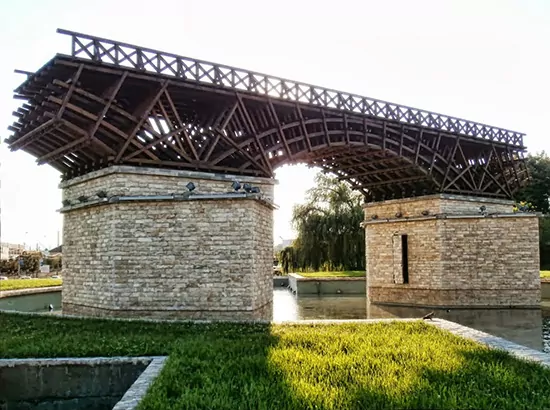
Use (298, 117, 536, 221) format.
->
(56, 28, 524, 147)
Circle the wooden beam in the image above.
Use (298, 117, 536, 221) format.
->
(236, 93, 273, 175)
(115, 81, 169, 162)
(200, 101, 239, 161)
(355, 175, 427, 189)
(213, 128, 271, 176)
(37, 135, 89, 164)
(57, 64, 84, 119)
(320, 108, 331, 147)
(456, 142, 477, 189)
(46, 97, 133, 157)
(477, 149, 493, 191)
(122, 128, 194, 162)
(120, 157, 264, 176)
(9, 118, 57, 150)
(155, 100, 189, 160)
(267, 98, 292, 160)
(443, 164, 474, 191)
(295, 103, 313, 153)
(441, 137, 460, 191)
(343, 113, 350, 145)
(87, 71, 127, 142)
(54, 117, 116, 156)
(163, 88, 200, 161)
(491, 145, 512, 197)
(339, 165, 419, 180)
(506, 147, 520, 187)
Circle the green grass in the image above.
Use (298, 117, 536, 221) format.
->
(0, 278, 62, 291)
(298, 270, 365, 278)
(541, 271, 550, 279)
(1, 313, 549, 409)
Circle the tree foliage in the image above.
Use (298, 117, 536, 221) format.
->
(516, 152, 550, 214)
(44, 257, 62, 271)
(279, 246, 297, 274)
(21, 251, 40, 274)
(0, 259, 18, 275)
(290, 173, 365, 272)
(515, 152, 550, 268)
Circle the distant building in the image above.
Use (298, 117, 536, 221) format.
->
(48, 245, 63, 258)
(274, 238, 295, 253)
(0, 242, 25, 260)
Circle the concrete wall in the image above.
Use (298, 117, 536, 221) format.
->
(0, 357, 150, 410)
(364, 194, 540, 307)
(287, 274, 366, 295)
(542, 281, 550, 299)
(61, 166, 275, 320)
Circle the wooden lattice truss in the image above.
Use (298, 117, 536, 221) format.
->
(6, 29, 528, 200)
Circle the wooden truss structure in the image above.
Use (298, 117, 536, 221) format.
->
(6, 29, 528, 200)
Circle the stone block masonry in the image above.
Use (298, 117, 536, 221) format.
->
(364, 194, 540, 308)
(60, 166, 275, 320)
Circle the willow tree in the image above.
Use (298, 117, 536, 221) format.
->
(291, 172, 365, 271)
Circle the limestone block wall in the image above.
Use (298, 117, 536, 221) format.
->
(366, 219, 441, 289)
(363, 194, 512, 220)
(438, 217, 540, 305)
(61, 167, 275, 320)
(364, 194, 540, 307)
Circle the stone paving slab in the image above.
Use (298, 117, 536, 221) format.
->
(430, 318, 550, 368)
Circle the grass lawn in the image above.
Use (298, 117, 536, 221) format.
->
(1, 313, 549, 409)
(298, 271, 365, 278)
(0, 278, 62, 291)
(541, 271, 550, 279)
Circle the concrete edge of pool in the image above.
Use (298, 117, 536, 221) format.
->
(0, 355, 167, 410)
(0, 286, 63, 298)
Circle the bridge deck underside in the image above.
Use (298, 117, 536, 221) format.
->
(7, 56, 527, 200)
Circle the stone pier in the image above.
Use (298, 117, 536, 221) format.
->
(60, 166, 275, 320)
(363, 194, 540, 308)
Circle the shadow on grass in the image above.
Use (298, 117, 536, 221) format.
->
(137, 323, 302, 410)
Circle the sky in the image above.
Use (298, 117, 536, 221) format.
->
(0, 0, 549, 249)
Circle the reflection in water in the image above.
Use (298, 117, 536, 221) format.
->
(273, 289, 549, 353)
(0, 291, 62, 312)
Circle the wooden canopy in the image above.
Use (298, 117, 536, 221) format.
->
(6, 29, 528, 200)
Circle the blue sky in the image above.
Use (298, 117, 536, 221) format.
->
(0, 0, 549, 249)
